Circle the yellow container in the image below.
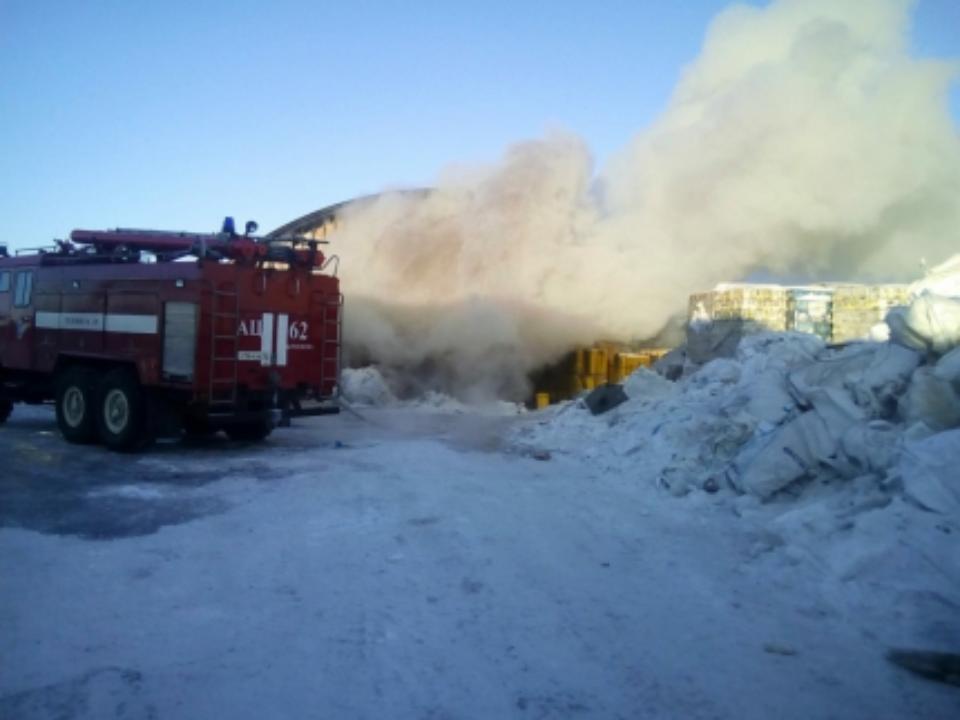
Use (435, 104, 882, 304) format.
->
(574, 349, 587, 374)
(535, 392, 550, 409)
(587, 349, 608, 375)
(608, 352, 651, 383)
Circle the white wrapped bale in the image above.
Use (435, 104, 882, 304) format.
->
(887, 292, 960, 355)
(898, 428, 960, 514)
(934, 346, 960, 389)
(902, 367, 960, 431)
(728, 410, 838, 498)
(910, 253, 960, 298)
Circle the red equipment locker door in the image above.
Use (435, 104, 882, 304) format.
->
(33, 287, 61, 372)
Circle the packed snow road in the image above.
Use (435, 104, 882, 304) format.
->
(0, 404, 955, 719)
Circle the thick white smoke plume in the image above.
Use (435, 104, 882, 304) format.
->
(338, 0, 960, 402)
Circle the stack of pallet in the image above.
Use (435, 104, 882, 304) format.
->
(532, 346, 672, 407)
(688, 282, 912, 349)
(787, 288, 833, 340)
(830, 285, 910, 343)
(689, 285, 789, 331)
(608, 350, 668, 383)
(687, 285, 790, 362)
(571, 347, 608, 391)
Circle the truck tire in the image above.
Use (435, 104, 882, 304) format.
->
(55, 367, 98, 443)
(0, 396, 12, 424)
(225, 420, 272, 442)
(97, 369, 151, 451)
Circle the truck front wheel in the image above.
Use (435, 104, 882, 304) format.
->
(55, 367, 98, 443)
(97, 369, 151, 451)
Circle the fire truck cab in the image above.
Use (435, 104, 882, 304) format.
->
(0, 220, 341, 450)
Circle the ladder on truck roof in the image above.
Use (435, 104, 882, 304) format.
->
(208, 283, 240, 406)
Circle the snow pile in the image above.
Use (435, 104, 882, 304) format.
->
(515, 292, 960, 506)
(407, 391, 526, 417)
(513, 292, 960, 656)
(516, 332, 823, 496)
(340, 367, 397, 407)
(407, 390, 473, 413)
(341, 367, 526, 417)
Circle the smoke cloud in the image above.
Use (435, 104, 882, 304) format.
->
(337, 0, 960, 402)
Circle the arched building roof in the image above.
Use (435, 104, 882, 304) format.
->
(267, 189, 430, 240)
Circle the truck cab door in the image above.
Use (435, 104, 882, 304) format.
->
(0, 270, 12, 367)
(4, 269, 35, 370)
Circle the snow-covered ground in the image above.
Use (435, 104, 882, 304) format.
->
(1, 394, 957, 718)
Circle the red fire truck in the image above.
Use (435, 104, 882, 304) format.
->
(0, 219, 341, 450)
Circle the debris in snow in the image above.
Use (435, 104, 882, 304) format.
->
(886, 648, 960, 687)
(652, 346, 689, 381)
(584, 383, 628, 415)
(762, 642, 798, 657)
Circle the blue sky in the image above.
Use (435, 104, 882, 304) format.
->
(1, 0, 958, 248)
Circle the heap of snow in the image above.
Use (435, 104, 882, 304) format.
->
(512, 268, 960, 659)
(516, 287, 960, 508)
(340, 367, 397, 407)
(406, 391, 526, 417)
(341, 366, 525, 416)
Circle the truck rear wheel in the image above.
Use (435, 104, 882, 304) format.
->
(225, 420, 272, 442)
(55, 367, 98, 443)
(97, 369, 151, 451)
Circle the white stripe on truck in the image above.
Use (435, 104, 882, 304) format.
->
(276, 313, 289, 367)
(35, 311, 158, 334)
(105, 314, 159, 334)
(260, 312, 274, 366)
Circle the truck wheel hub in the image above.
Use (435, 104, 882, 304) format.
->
(103, 390, 129, 434)
(63, 387, 86, 427)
